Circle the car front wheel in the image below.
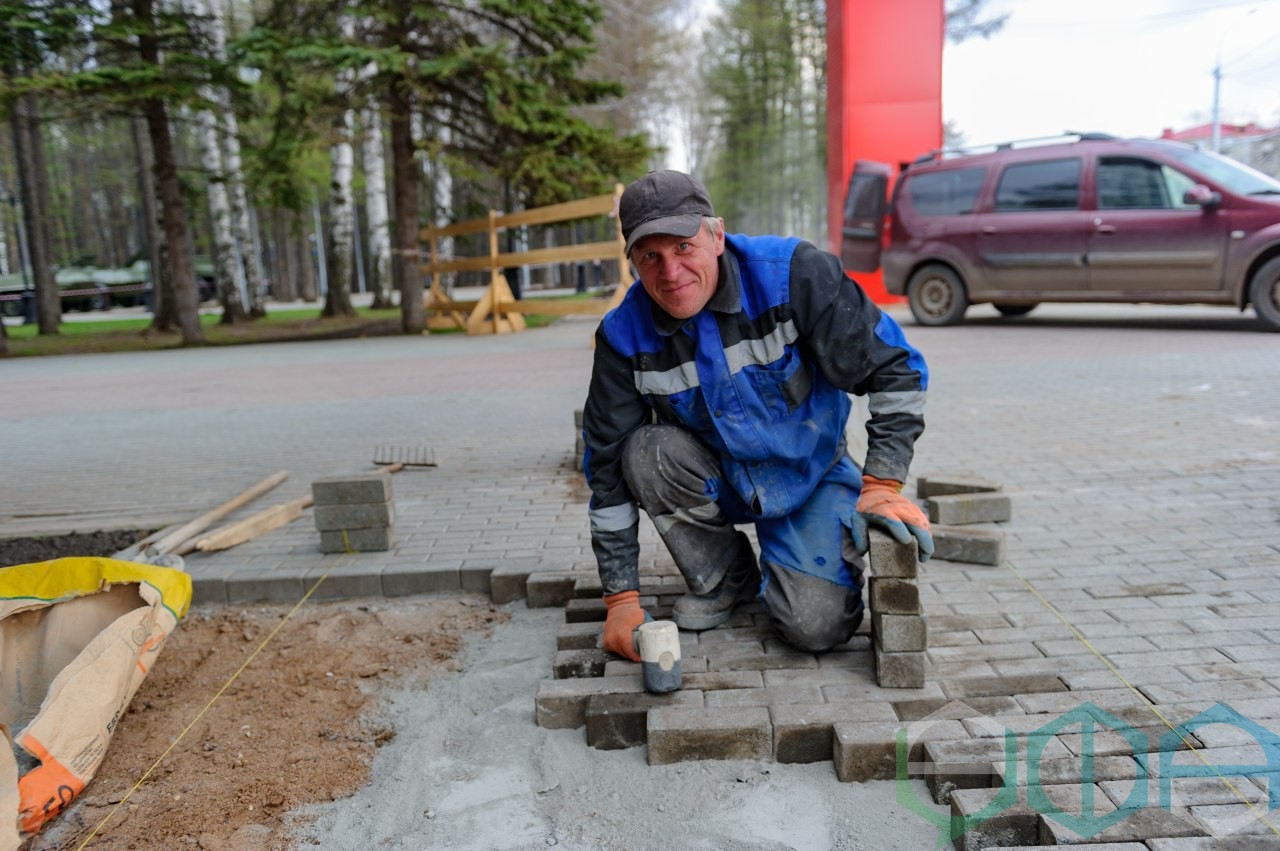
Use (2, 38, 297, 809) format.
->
(907, 265, 968, 326)
(1251, 257, 1280, 332)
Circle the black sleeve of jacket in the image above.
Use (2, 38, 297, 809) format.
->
(582, 324, 653, 594)
(788, 241, 928, 482)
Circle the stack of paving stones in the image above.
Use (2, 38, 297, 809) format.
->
(919, 474, 1010, 566)
(311, 471, 395, 553)
(868, 529, 927, 688)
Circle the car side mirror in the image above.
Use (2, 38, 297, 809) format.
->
(1183, 184, 1221, 208)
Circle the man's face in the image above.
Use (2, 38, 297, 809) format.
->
(630, 221, 725, 320)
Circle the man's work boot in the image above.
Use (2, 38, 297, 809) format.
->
(672, 540, 760, 631)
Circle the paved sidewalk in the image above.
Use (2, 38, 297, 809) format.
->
(4, 302, 1280, 845)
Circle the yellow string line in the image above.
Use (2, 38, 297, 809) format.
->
(1002, 559, 1280, 836)
(77, 536, 352, 850)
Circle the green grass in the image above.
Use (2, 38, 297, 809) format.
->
(1, 292, 608, 357)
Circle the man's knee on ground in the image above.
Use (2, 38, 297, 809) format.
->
(763, 565, 863, 653)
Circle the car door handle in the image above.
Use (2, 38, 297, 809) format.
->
(1095, 224, 1116, 234)
(980, 226, 997, 235)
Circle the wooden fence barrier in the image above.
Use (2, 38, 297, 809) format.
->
(419, 184, 632, 334)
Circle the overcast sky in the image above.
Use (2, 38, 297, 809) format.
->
(943, 0, 1280, 146)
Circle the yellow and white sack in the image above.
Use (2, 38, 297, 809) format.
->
(0, 557, 191, 848)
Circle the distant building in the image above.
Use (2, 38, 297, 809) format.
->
(1161, 122, 1280, 179)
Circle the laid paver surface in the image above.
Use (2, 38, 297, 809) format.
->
(4, 302, 1279, 844)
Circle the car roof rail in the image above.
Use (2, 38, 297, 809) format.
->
(914, 131, 1119, 163)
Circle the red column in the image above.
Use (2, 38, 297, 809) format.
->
(827, 0, 943, 301)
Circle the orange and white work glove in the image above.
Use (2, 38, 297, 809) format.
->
(850, 474, 934, 561)
(602, 590, 651, 662)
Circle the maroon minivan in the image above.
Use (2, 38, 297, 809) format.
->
(842, 133, 1280, 330)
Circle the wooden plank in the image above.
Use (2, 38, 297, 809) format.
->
(185, 495, 314, 554)
(420, 255, 495, 276)
(494, 298, 613, 316)
(494, 240, 623, 269)
(495, 194, 615, 229)
(419, 216, 490, 241)
(144, 470, 289, 558)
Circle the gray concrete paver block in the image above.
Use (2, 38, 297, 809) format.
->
(832, 719, 968, 782)
(585, 690, 703, 750)
(646, 706, 772, 765)
(770, 701, 898, 764)
(927, 493, 1012, 525)
(310, 472, 393, 505)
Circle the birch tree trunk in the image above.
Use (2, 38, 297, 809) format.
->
(323, 105, 357, 317)
(186, 0, 245, 323)
(203, 0, 266, 316)
(196, 105, 246, 322)
(321, 16, 357, 317)
(360, 74, 394, 309)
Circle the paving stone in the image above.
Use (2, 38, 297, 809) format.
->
(573, 575, 604, 598)
(564, 597, 607, 623)
(603, 659, 641, 676)
(950, 787, 1038, 851)
(585, 690, 703, 750)
(916, 474, 1002, 499)
(925, 737, 1073, 804)
(319, 525, 394, 553)
(870, 577, 922, 615)
(832, 719, 968, 782)
(707, 651, 818, 672)
(982, 846, 1146, 851)
(310, 472, 393, 505)
(875, 646, 927, 688)
(489, 562, 533, 604)
(893, 696, 1024, 722)
(646, 706, 772, 765)
(527, 572, 578, 608)
(459, 564, 493, 594)
(381, 562, 458, 595)
(225, 567, 309, 603)
(941, 675, 1067, 700)
(992, 755, 1144, 787)
(1105, 775, 1265, 810)
(703, 685, 824, 708)
(313, 500, 395, 531)
(553, 648, 612, 679)
(681, 670, 764, 691)
(1037, 806, 1205, 844)
(868, 528, 919, 578)
(535, 675, 646, 729)
(557, 621, 603, 651)
(1186, 803, 1280, 838)
(873, 611, 928, 652)
(770, 702, 898, 763)
(1147, 838, 1280, 850)
(932, 526, 1007, 566)
(926, 493, 1012, 525)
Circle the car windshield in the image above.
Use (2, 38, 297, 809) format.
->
(1163, 146, 1280, 195)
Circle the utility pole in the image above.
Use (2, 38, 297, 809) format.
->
(1212, 7, 1258, 154)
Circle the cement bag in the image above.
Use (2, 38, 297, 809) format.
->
(0, 557, 192, 848)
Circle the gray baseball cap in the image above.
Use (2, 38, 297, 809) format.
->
(619, 170, 715, 255)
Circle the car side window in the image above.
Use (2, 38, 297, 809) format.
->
(1097, 157, 1195, 210)
(993, 158, 1081, 211)
(907, 167, 986, 216)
